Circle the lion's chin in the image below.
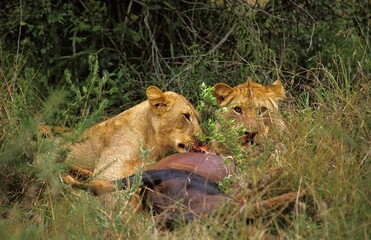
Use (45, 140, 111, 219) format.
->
(177, 146, 188, 153)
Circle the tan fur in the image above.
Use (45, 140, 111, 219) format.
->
(66, 86, 202, 180)
(213, 79, 285, 146)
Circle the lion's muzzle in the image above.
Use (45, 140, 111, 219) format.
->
(243, 131, 258, 145)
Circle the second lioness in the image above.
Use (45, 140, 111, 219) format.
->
(66, 86, 202, 180)
(213, 79, 285, 149)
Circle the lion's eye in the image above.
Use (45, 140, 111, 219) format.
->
(259, 107, 268, 115)
(233, 107, 243, 114)
(183, 113, 191, 121)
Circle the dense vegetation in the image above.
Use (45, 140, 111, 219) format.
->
(0, 0, 369, 239)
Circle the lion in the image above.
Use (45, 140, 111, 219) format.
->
(62, 80, 299, 229)
(64, 79, 286, 195)
(212, 79, 286, 149)
(65, 86, 202, 181)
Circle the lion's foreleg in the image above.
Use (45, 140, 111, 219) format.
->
(69, 164, 94, 179)
(62, 175, 117, 196)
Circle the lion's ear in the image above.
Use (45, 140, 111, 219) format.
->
(146, 86, 173, 112)
(213, 83, 233, 105)
(267, 80, 285, 100)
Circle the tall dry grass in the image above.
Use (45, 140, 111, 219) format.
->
(1, 60, 369, 239)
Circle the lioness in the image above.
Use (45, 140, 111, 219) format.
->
(62, 81, 301, 231)
(65, 79, 287, 194)
(212, 79, 285, 148)
(66, 86, 202, 181)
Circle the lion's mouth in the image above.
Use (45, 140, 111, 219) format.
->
(243, 131, 258, 145)
(177, 143, 187, 152)
(177, 141, 210, 153)
(177, 143, 197, 153)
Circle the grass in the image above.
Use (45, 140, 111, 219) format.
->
(0, 62, 369, 239)
(0, 8, 370, 238)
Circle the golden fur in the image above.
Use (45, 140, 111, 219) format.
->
(213, 79, 285, 146)
(66, 86, 202, 180)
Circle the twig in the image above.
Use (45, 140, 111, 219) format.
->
(12, 0, 23, 98)
(208, 23, 236, 55)
(168, 23, 236, 85)
(144, 10, 170, 79)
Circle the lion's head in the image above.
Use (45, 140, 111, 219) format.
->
(213, 79, 285, 146)
(146, 86, 202, 154)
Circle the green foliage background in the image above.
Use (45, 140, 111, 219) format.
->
(1, 0, 368, 117)
(0, 0, 369, 239)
